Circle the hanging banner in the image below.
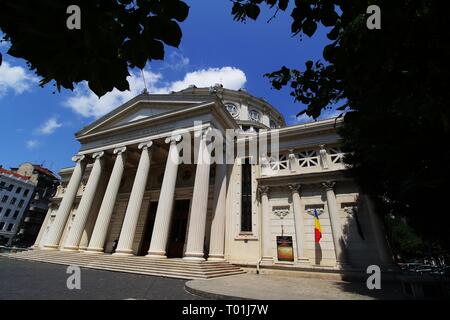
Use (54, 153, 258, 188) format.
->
(276, 236, 294, 262)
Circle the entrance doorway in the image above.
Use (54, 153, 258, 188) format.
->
(167, 199, 190, 258)
(137, 201, 157, 256)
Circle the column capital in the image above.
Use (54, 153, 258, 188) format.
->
(72, 154, 86, 163)
(288, 183, 301, 193)
(258, 185, 270, 196)
(165, 134, 182, 145)
(322, 181, 336, 191)
(92, 151, 105, 159)
(113, 146, 127, 155)
(194, 126, 212, 139)
(138, 141, 153, 150)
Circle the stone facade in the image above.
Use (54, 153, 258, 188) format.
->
(34, 86, 393, 271)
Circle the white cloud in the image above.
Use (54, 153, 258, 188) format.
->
(164, 52, 190, 70)
(64, 69, 163, 118)
(36, 117, 63, 135)
(26, 140, 40, 150)
(0, 61, 38, 97)
(168, 67, 246, 92)
(64, 66, 247, 118)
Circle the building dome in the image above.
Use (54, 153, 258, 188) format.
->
(173, 85, 286, 132)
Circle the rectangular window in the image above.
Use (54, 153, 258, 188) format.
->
(13, 211, 19, 219)
(1, 195, 7, 203)
(0, 207, 2, 214)
(10, 197, 17, 205)
(0, 222, 4, 230)
(6, 223, 14, 231)
(18, 199, 25, 208)
(23, 189, 30, 197)
(7, 184, 13, 192)
(5, 209, 11, 217)
(241, 158, 252, 232)
(15, 187, 22, 194)
(0, 181, 5, 188)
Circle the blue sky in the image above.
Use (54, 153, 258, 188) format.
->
(0, 0, 335, 174)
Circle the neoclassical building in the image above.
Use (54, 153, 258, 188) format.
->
(30, 85, 392, 275)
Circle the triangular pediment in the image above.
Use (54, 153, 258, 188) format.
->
(76, 93, 214, 137)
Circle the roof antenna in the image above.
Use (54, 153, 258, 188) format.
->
(141, 69, 148, 94)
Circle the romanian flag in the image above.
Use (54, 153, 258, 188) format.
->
(313, 209, 322, 243)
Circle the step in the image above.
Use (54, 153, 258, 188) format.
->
(13, 252, 240, 270)
(10, 254, 241, 272)
(3, 250, 246, 280)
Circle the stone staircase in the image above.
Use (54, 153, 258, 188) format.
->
(1, 249, 245, 280)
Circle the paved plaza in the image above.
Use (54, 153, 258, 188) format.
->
(0, 256, 198, 300)
(1, 256, 407, 300)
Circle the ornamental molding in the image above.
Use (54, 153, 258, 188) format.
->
(305, 207, 324, 216)
(288, 183, 301, 193)
(272, 206, 290, 219)
(322, 181, 336, 190)
(257, 185, 270, 196)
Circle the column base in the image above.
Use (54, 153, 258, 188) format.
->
(113, 249, 134, 256)
(296, 257, 310, 265)
(335, 261, 352, 270)
(260, 257, 274, 266)
(84, 247, 104, 254)
(42, 244, 59, 250)
(183, 252, 205, 261)
(146, 250, 167, 259)
(207, 254, 225, 262)
(61, 245, 80, 252)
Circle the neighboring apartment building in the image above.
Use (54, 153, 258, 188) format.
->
(0, 167, 35, 245)
(0, 164, 60, 247)
(11, 163, 60, 247)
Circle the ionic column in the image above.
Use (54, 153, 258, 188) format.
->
(208, 163, 227, 261)
(146, 136, 182, 258)
(364, 195, 394, 267)
(64, 151, 105, 251)
(322, 181, 347, 267)
(86, 147, 127, 253)
(33, 206, 53, 249)
(289, 183, 309, 264)
(184, 132, 212, 261)
(259, 185, 273, 262)
(44, 155, 86, 249)
(114, 142, 153, 256)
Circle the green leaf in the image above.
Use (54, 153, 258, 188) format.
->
(302, 19, 317, 37)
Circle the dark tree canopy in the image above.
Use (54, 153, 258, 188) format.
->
(231, 0, 450, 252)
(0, 0, 189, 96)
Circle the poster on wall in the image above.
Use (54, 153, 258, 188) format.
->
(276, 236, 294, 262)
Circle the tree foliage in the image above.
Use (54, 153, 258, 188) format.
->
(231, 0, 450, 250)
(0, 0, 189, 96)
